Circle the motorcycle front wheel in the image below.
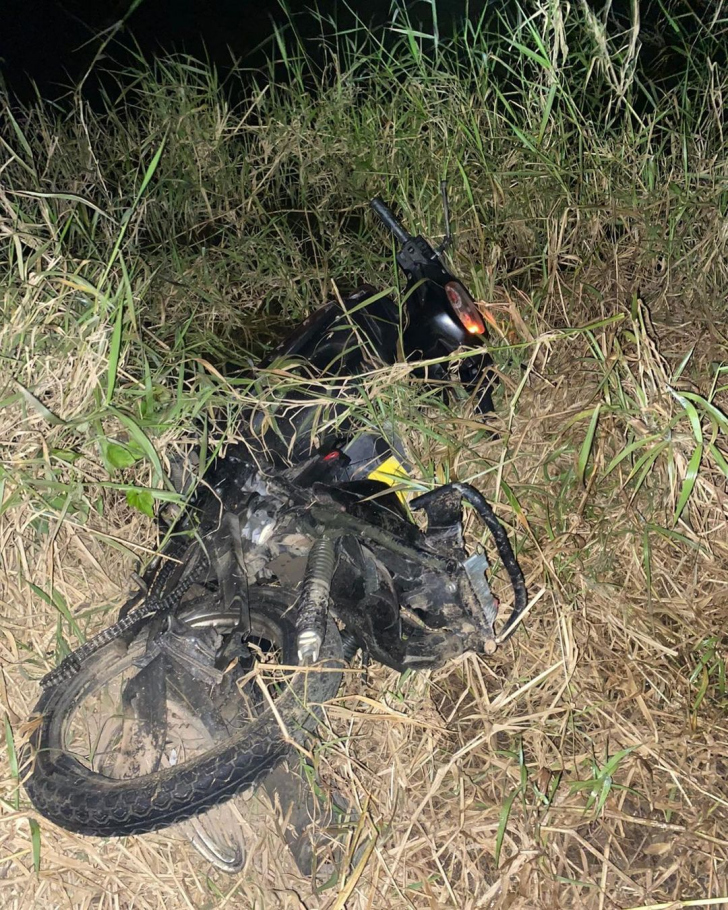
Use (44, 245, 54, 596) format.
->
(24, 586, 343, 838)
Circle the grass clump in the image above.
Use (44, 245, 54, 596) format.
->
(1, 2, 727, 907)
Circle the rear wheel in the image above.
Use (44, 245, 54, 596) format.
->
(24, 586, 343, 837)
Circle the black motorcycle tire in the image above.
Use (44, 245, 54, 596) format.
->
(24, 587, 343, 838)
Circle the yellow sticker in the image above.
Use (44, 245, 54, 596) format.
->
(366, 455, 409, 504)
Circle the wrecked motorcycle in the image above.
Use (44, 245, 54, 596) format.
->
(24, 194, 527, 872)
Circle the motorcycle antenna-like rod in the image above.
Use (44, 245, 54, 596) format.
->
(441, 180, 451, 241)
(435, 179, 453, 257)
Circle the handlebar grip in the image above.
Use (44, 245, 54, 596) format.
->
(370, 198, 412, 245)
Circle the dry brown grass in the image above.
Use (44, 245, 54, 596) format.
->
(2, 5, 728, 904)
(2, 279, 727, 909)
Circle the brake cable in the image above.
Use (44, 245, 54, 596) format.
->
(450, 483, 528, 640)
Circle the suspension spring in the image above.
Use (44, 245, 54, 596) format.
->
(296, 536, 336, 664)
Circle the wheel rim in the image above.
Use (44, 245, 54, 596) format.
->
(62, 603, 293, 770)
(54, 590, 296, 867)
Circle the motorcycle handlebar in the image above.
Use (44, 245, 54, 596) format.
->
(370, 198, 412, 246)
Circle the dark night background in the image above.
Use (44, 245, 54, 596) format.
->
(3, 0, 459, 102)
(0, 0, 707, 105)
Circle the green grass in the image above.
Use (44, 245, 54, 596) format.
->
(2, 1, 726, 523)
(2, 2, 728, 906)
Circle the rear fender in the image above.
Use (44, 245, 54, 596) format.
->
(267, 285, 399, 372)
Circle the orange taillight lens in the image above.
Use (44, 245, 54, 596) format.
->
(445, 281, 485, 335)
